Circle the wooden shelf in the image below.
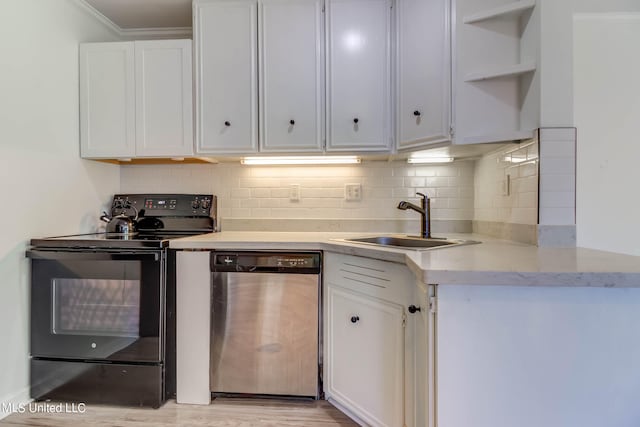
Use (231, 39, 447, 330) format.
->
(463, 0, 535, 24)
(464, 62, 536, 82)
(461, 130, 535, 145)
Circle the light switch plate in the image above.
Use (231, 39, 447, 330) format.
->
(345, 183, 362, 201)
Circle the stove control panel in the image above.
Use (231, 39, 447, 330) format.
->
(112, 194, 216, 218)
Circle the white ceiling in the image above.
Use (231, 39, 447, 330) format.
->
(84, 0, 192, 29)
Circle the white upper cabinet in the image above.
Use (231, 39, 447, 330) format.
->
(80, 42, 136, 158)
(194, 0, 258, 154)
(326, 0, 391, 152)
(396, 0, 451, 150)
(259, 0, 324, 152)
(80, 40, 194, 159)
(135, 40, 193, 157)
(453, 0, 539, 144)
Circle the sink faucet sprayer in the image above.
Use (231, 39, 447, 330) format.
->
(397, 192, 431, 238)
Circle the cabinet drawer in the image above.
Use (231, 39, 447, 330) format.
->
(324, 252, 412, 305)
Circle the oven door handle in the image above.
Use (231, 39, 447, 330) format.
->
(26, 250, 160, 262)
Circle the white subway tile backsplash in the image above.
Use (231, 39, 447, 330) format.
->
(240, 199, 260, 208)
(427, 177, 448, 188)
(539, 157, 575, 175)
(540, 174, 575, 192)
(539, 207, 575, 226)
(517, 192, 538, 209)
(120, 161, 475, 227)
(404, 177, 426, 188)
(250, 188, 271, 198)
(436, 187, 459, 198)
(392, 167, 416, 177)
(473, 140, 539, 225)
(540, 140, 575, 158)
(538, 127, 576, 226)
(539, 191, 575, 209)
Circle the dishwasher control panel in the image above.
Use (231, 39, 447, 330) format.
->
(211, 252, 321, 273)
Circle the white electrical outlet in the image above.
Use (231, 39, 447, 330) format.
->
(289, 184, 300, 201)
(345, 183, 362, 201)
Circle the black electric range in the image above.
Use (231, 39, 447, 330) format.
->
(27, 194, 216, 408)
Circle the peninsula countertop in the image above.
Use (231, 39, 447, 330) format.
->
(169, 232, 640, 287)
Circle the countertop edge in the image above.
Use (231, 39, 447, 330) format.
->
(169, 233, 640, 288)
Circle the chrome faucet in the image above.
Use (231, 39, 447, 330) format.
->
(397, 192, 431, 238)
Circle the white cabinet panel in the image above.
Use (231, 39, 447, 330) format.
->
(326, 285, 404, 427)
(259, 0, 324, 152)
(135, 40, 193, 157)
(326, 0, 391, 151)
(396, 0, 450, 149)
(195, 0, 258, 154)
(176, 251, 211, 405)
(80, 42, 135, 158)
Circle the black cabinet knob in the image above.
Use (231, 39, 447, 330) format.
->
(353, 118, 359, 124)
(408, 305, 421, 314)
(224, 121, 231, 127)
(413, 110, 421, 117)
(289, 119, 295, 125)
(350, 315, 360, 323)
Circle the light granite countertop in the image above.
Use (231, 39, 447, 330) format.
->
(170, 232, 640, 287)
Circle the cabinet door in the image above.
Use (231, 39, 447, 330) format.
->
(259, 0, 324, 152)
(326, 0, 391, 152)
(326, 284, 404, 427)
(194, 0, 258, 154)
(80, 42, 135, 159)
(396, 0, 450, 150)
(135, 40, 194, 157)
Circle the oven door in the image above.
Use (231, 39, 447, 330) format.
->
(27, 250, 164, 363)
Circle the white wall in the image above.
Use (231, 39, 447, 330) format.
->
(0, 0, 121, 414)
(573, 14, 640, 256)
(540, 1, 640, 254)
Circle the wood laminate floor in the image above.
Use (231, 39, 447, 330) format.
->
(0, 399, 358, 427)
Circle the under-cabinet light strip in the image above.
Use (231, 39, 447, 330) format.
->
(407, 157, 454, 164)
(241, 156, 361, 165)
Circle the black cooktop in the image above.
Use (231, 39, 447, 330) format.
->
(31, 194, 216, 250)
(30, 232, 206, 250)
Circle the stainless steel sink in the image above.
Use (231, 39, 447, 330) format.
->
(339, 235, 480, 250)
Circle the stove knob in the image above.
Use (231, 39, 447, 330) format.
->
(191, 200, 200, 209)
(201, 199, 210, 209)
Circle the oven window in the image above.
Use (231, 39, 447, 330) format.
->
(52, 278, 141, 337)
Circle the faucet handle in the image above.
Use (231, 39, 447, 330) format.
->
(416, 192, 428, 199)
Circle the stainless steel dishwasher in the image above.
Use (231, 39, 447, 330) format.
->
(210, 251, 321, 399)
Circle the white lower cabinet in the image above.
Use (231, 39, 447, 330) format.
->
(326, 285, 405, 427)
(324, 252, 423, 427)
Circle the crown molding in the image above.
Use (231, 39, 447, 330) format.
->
(120, 27, 193, 39)
(72, 0, 193, 40)
(71, 0, 122, 37)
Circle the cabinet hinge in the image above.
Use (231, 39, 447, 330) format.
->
(402, 312, 406, 328)
(322, 4, 325, 12)
(449, 126, 455, 137)
(429, 296, 437, 314)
